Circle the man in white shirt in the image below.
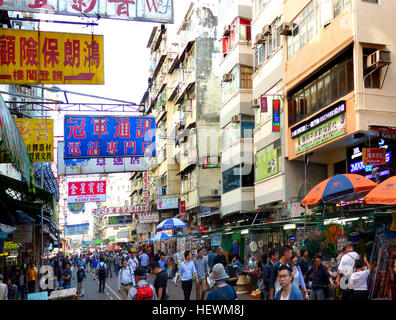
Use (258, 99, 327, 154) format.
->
(128, 254, 137, 272)
(175, 250, 199, 300)
(350, 255, 371, 301)
(118, 259, 135, 300)
(0, 274, 8, 300)
(336, 243, 360, 301)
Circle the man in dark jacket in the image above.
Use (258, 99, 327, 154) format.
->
(262, 248, 279, 300)
(306, 254, 335, 300)
(17, 269, 27, 300)
(76, 265, 86, 297)
(213, 248, 227, 267)
(298, 247, 310, 278)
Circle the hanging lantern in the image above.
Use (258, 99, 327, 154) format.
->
(391, 212, 396, 232)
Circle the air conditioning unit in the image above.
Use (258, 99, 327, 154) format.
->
(250, 98, 260, 108)
(211, 189, 220, 196)
(367, 50, 391, 69)
(222, 73, 233, 82)
(231, 114, 241, 123)
(262, 24, 271, 36)
(255, 33, 265, 45)
(279, 22, 293, 36)
(224, 25, 231, 36)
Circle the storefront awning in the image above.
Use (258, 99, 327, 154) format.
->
(0, 223, 16, 234)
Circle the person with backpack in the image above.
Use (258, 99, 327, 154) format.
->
(206, 263, 237, 300)
(127, 266, 157, 300)
(98, 257, 107, 293)
(118, 259, 135, 300)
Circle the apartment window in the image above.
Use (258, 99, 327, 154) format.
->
(223, 121, 254, 149)
(255, 0, 270, 14)
(288, 56, 353, 126)
(221, 65, 253, 103)
(222, 17, 251, 57)
(254, 18, 281, 70)
(362, 0, 377, 2)
(287, 0, 351, 59)
(222, 163, 253, 194)
(363, 48, 381, 89)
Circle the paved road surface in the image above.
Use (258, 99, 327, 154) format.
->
(69, 267, 256, 300)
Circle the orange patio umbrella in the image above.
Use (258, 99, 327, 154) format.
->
(302, 174, 377, 208)
(364, 176, 396, 205)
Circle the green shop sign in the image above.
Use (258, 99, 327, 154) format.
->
(94, 239, 103, 245)
(295, 113, 346, 155)
(256, 146, 278, 182)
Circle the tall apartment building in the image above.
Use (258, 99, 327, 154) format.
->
(137, 1, 222, 235)
(218, 0, 255, 222)
(284, 0, 396, 185)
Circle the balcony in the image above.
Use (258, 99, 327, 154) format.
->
(255, 172, 284, 208)
(221, 186, 255, 216)
(220, 42, 253, 77)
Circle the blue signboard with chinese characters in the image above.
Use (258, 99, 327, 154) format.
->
(272, 100, 280, 132)
(64, 116, 156, 158)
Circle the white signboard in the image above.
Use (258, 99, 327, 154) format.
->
(137, 224, 151, 234)
(157, 197, 178, 210)
(12, 224, 33, 243)
(64, 223, 89, 236)
(139, 212, 159, 223)
(0, 0, 174, 23)
(58, 141, 148, 175)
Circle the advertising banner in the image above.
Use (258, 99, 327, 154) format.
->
(92, 205, 148, 216)
(256, 146, 278, 182)
(157, 197, 178, 210)
(295, 113, 346, 155)
(68, 181, 106, 203)
(14, 119, 54, 162)
(139, 212, 159, 224)
(0, 29, 103, 85)
(64, 116, 156, 158)
(0, 0, 174, 24)
(363, 148, 387, 166)
(64, 223, 89, 236)
(107, 215, 133, 225)
(68, 202, 85, 214)
(211, 235, 221, 246)
(57, 141, 148, 175)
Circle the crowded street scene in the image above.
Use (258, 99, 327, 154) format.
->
(0, 0, 395, 308)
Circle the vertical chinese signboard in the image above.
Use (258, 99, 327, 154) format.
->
(14, 119, 54, 162)
(143, 171, 150, 208)
(272, 99, 280, 131)
(68, 181, 106, 203)
(64, 116, 156, 158)
(0, 29, 103, 85)
(0, 0, 174, 23)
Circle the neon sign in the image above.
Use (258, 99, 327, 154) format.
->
(350, 152, 391, 173)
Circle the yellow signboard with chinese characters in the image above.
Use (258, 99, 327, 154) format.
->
(14, 118, 54, 162)
(0, 29, 103, 85)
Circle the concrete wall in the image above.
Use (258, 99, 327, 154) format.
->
(220, 91, 253, 128)
(221, 186, 255, 216)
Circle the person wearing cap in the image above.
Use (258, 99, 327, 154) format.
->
(206, 263, 237, 300)
(127, 266, 157, 300)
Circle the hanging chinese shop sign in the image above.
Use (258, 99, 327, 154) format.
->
(272, 99, 280, 131)
(139, 212, 159, 224)
(0, 0, 174, 24)
(363, 148, 387, 166)
(58, 141, 148, 175)
(295, 113, 346, 155)
(14, 119, 54, 162)
(0, 95, 32, 186)
(92, 205, 149, 216)
(68, 181, 106, 203)
(64, 116, 156, 158)
(142, 171, 150, 208)
(0, 29, 103, 85)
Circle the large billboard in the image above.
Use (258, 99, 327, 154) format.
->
(65, 223, 89, 236)
(68, 181, 106, 203)
(0, 0, 174, 23)
(0, 29, 103, 85)
(157, 197, 178, 210)
(14, 119, 54, 162)
(57, 141, 148, 175)
(64, 116, 156, 158)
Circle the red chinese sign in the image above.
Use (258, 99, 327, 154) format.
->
(68, 181, 106, 203)
(0, 29, 103, 85)
(363, 148, 387, 166)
